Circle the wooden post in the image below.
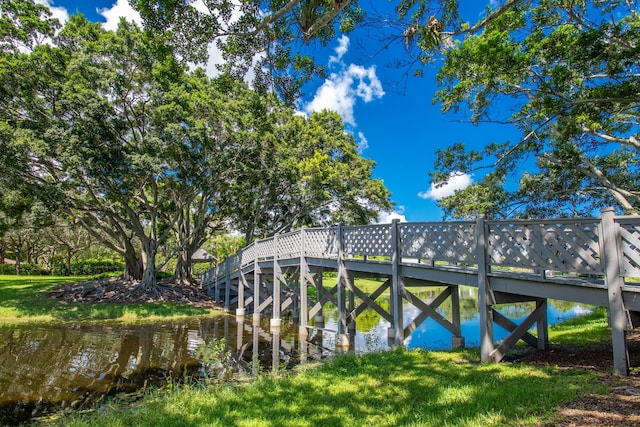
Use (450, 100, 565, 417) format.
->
(271, 234, 281, 329)
(224, 257, 231, 312)
(252, 258, 260, 325)
(237, 250, 246, 318)
(299, 228, 309, 337)
(389, 219, 404, 346)
(477, 215, 494, 362)
(346, 271, 356, 339)
(214, 264, 220, 304)
(451, 285, 465, 349)
(601, 207, 630, 376)
(314, 270, 325, 326)
(536, 299, 548, 350)
(337, 224, 349, 348)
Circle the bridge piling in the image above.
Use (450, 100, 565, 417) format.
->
(389, 219, 404, 347)
(477, 216, 495, 362)
(602, 208, 630, 376)
(271, 234, 281, 330)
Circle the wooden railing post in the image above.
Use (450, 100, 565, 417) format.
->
(253, 257, 261, 325)
(214, 263, 220, 303)
(271, 234, 281, 329)
(236, 249, 246, 318)
(336, 224, 349, 347)
(390, 219, 404, 347)
(299, 228, 309, 337)
(224, 257, 231, 312)
(601, 207, 630, 376)
(477, 215, 494, 362)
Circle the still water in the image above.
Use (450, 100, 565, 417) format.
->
(0, 287, 591, 425)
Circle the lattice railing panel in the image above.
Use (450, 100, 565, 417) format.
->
(242, 243, 256, 266)
(278, 231, 301, 259)
(487, 220, 602, 273)
(228, 253, 241, 272)
(305, 228, 338, 258)
(342, 224, 392, 257)
(201, 269, 215, 285)
(255, 237, 275, 260)
(399, 222, 477, 264)
(617, 218, 640, 277)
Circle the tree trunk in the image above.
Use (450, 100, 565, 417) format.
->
(174, 250, 192, 285)
(122, 236, 143, 281)
(139, 240, 158, 295)
(65, 248, 72, 276)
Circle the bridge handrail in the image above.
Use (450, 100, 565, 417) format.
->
(205, 214, 640, 282)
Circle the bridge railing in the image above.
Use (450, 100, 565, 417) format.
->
(618, 217, 640, 277)
(207, 214, 640, 283)
(486, 218, 603, 275)
(399, 221, 477, 264)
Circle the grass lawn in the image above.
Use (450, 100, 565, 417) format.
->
(0, 275, 219, 325)
(57, 347, 607, 427)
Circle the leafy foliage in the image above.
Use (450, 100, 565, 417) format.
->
(133, 0, 365, 103)
(426, 0, 640, 218)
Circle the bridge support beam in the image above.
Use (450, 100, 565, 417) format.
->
(224, 257, 231, 313)
(477, 216, 495, 362)
(299, 229, 309, 337)
(389, 219, 404, 347)
(336, 224, 350, 349)
(271, 234, 281, 329)
(602, 208, 630, 376)
(451, 285, 465, 349)
(252, 260, 261, 325)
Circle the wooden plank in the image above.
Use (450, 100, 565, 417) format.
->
(257, 295, 273, 313)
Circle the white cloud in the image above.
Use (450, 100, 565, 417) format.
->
(329, 35, 349, 64)
(357, 132, 368, 153)
(35, 0, 69, 24)
(418, 172, 472, 200)
(98, 0, 142, 31)
(304, 37, 384, 127)
(377, 208, 407, 223)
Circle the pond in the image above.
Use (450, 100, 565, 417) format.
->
(0, 286, 591, 425)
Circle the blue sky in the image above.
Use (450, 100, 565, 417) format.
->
(37, 0, 521, 222)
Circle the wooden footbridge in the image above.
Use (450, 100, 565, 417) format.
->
(202, 208, 640, 375)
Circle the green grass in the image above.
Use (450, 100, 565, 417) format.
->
(57, 347, 605, 427)
(547, 305, 610, 345)
(0, 275, 220, 325)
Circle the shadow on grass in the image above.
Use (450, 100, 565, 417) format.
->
(0, 276, 217, 324)
(62, 348, 604, 427)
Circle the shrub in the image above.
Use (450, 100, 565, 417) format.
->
(51, 260, 124, 276)
(0, 263, 49, 275)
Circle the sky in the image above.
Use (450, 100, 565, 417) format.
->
(35, 0, 521, 223)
